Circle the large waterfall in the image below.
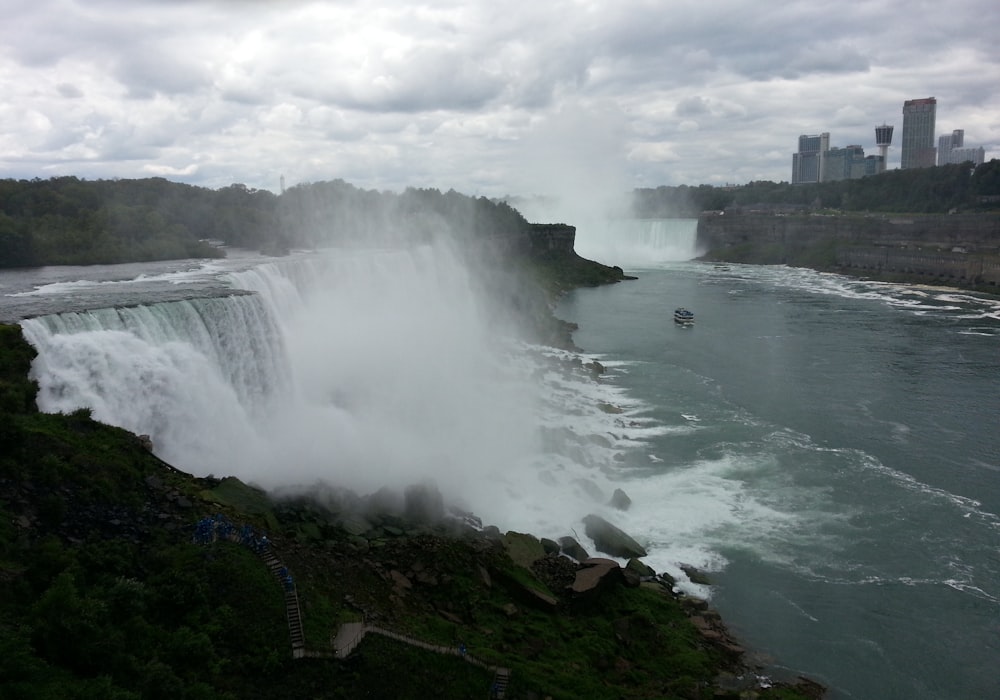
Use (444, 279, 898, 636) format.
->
(18, 243, 646, 539)
(573, 218, 701, 267)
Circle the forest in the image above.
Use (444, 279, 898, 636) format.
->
(0, 177, 531, 269)
(2, 159, 999, 269)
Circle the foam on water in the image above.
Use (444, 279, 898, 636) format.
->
(702, 263, 1000, 322)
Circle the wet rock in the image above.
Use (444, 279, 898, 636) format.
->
(680, 563, 711, 585)
(582, 514, 647, 558)
(608, 488, 632, 511)
(625, 558, 655, 578)
(558, 536, 590, 562)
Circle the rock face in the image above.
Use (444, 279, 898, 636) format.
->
(582, 514, 647, 559)
(697, 210, 1000, 288)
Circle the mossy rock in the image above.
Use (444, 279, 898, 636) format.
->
(502, 531, 546, 569)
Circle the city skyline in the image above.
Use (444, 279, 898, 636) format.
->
(793, 96, 987, 183)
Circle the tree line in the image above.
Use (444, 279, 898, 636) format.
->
(632, 159, 1000, 218)
(4, 161, 998, 269)
(0, 177, 532, 269)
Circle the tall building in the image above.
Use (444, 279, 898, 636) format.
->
(938, 129, 963, 164)
(792, 132, 829, 184)
(824, 145, 867, 181)
(938, 129, 985, 166)
(901, 97, 937, 169)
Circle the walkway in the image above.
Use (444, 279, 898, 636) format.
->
(195, 516, 510, 696)
(332, 620, 511, 698)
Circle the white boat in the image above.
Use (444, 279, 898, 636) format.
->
(674, 307, 694, 325)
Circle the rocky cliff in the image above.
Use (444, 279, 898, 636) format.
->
(697, 211, 1000, 289)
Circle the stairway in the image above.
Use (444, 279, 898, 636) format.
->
(490, 667, 510, 699)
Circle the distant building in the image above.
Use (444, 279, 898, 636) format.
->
(938, 129, 963, 164)
(938, 130, 985, 166)
(864, 155, 885, 176)
(792, 132, 829, 184)
(823, 145, 868, 181)
(901, 97, 937, 169)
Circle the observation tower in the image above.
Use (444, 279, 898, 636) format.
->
(875, 124, 894, 173)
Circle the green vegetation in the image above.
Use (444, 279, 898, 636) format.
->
(633, 159, 1000, 217)
(0, 324, 822, 698)
(0, 177, 533, 268)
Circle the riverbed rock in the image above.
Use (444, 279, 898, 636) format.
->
(608, 488, 632, 511)
(582, 514, 647, 559)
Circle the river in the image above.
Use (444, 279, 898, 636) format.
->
(4, 220, 999, 698)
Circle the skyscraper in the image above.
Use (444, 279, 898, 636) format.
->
(901, 97, 937, 169)
(792, 132, 829, 183)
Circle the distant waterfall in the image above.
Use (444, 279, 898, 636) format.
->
(573, 218, 701, 267)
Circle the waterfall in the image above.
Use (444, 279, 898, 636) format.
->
(18, 242, 661, 538)
(573, 218, 701, 266)
(18, 245, 562, 525)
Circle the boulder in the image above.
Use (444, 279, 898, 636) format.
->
(570, 557, 625, 598)
(582, 514, 647, 559)
(583, 360, 605, 376)
(680, 563, 711, 585)
(608, 488, 632, 511)
(540, 537, 560, 555)
(502, 531, 546, 569)
(558, 536, 590, 562)
(625, 558, 655, 578)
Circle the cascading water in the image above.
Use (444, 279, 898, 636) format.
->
(572, 218, 701, 266)
(18, 243, 646, 543)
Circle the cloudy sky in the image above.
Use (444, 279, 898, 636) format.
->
(2, 0, 998, 200)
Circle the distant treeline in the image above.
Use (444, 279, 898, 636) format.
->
(633, 159, 1000, 218)
(0, 177, 531, 269)
(5, 161, 999, 269)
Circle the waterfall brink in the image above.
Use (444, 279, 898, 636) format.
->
(573, 218, 701, 266)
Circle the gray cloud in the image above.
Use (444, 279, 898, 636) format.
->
(0, 0, 997, 196)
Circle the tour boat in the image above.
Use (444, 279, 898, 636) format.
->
(674, 307, 694, 325)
